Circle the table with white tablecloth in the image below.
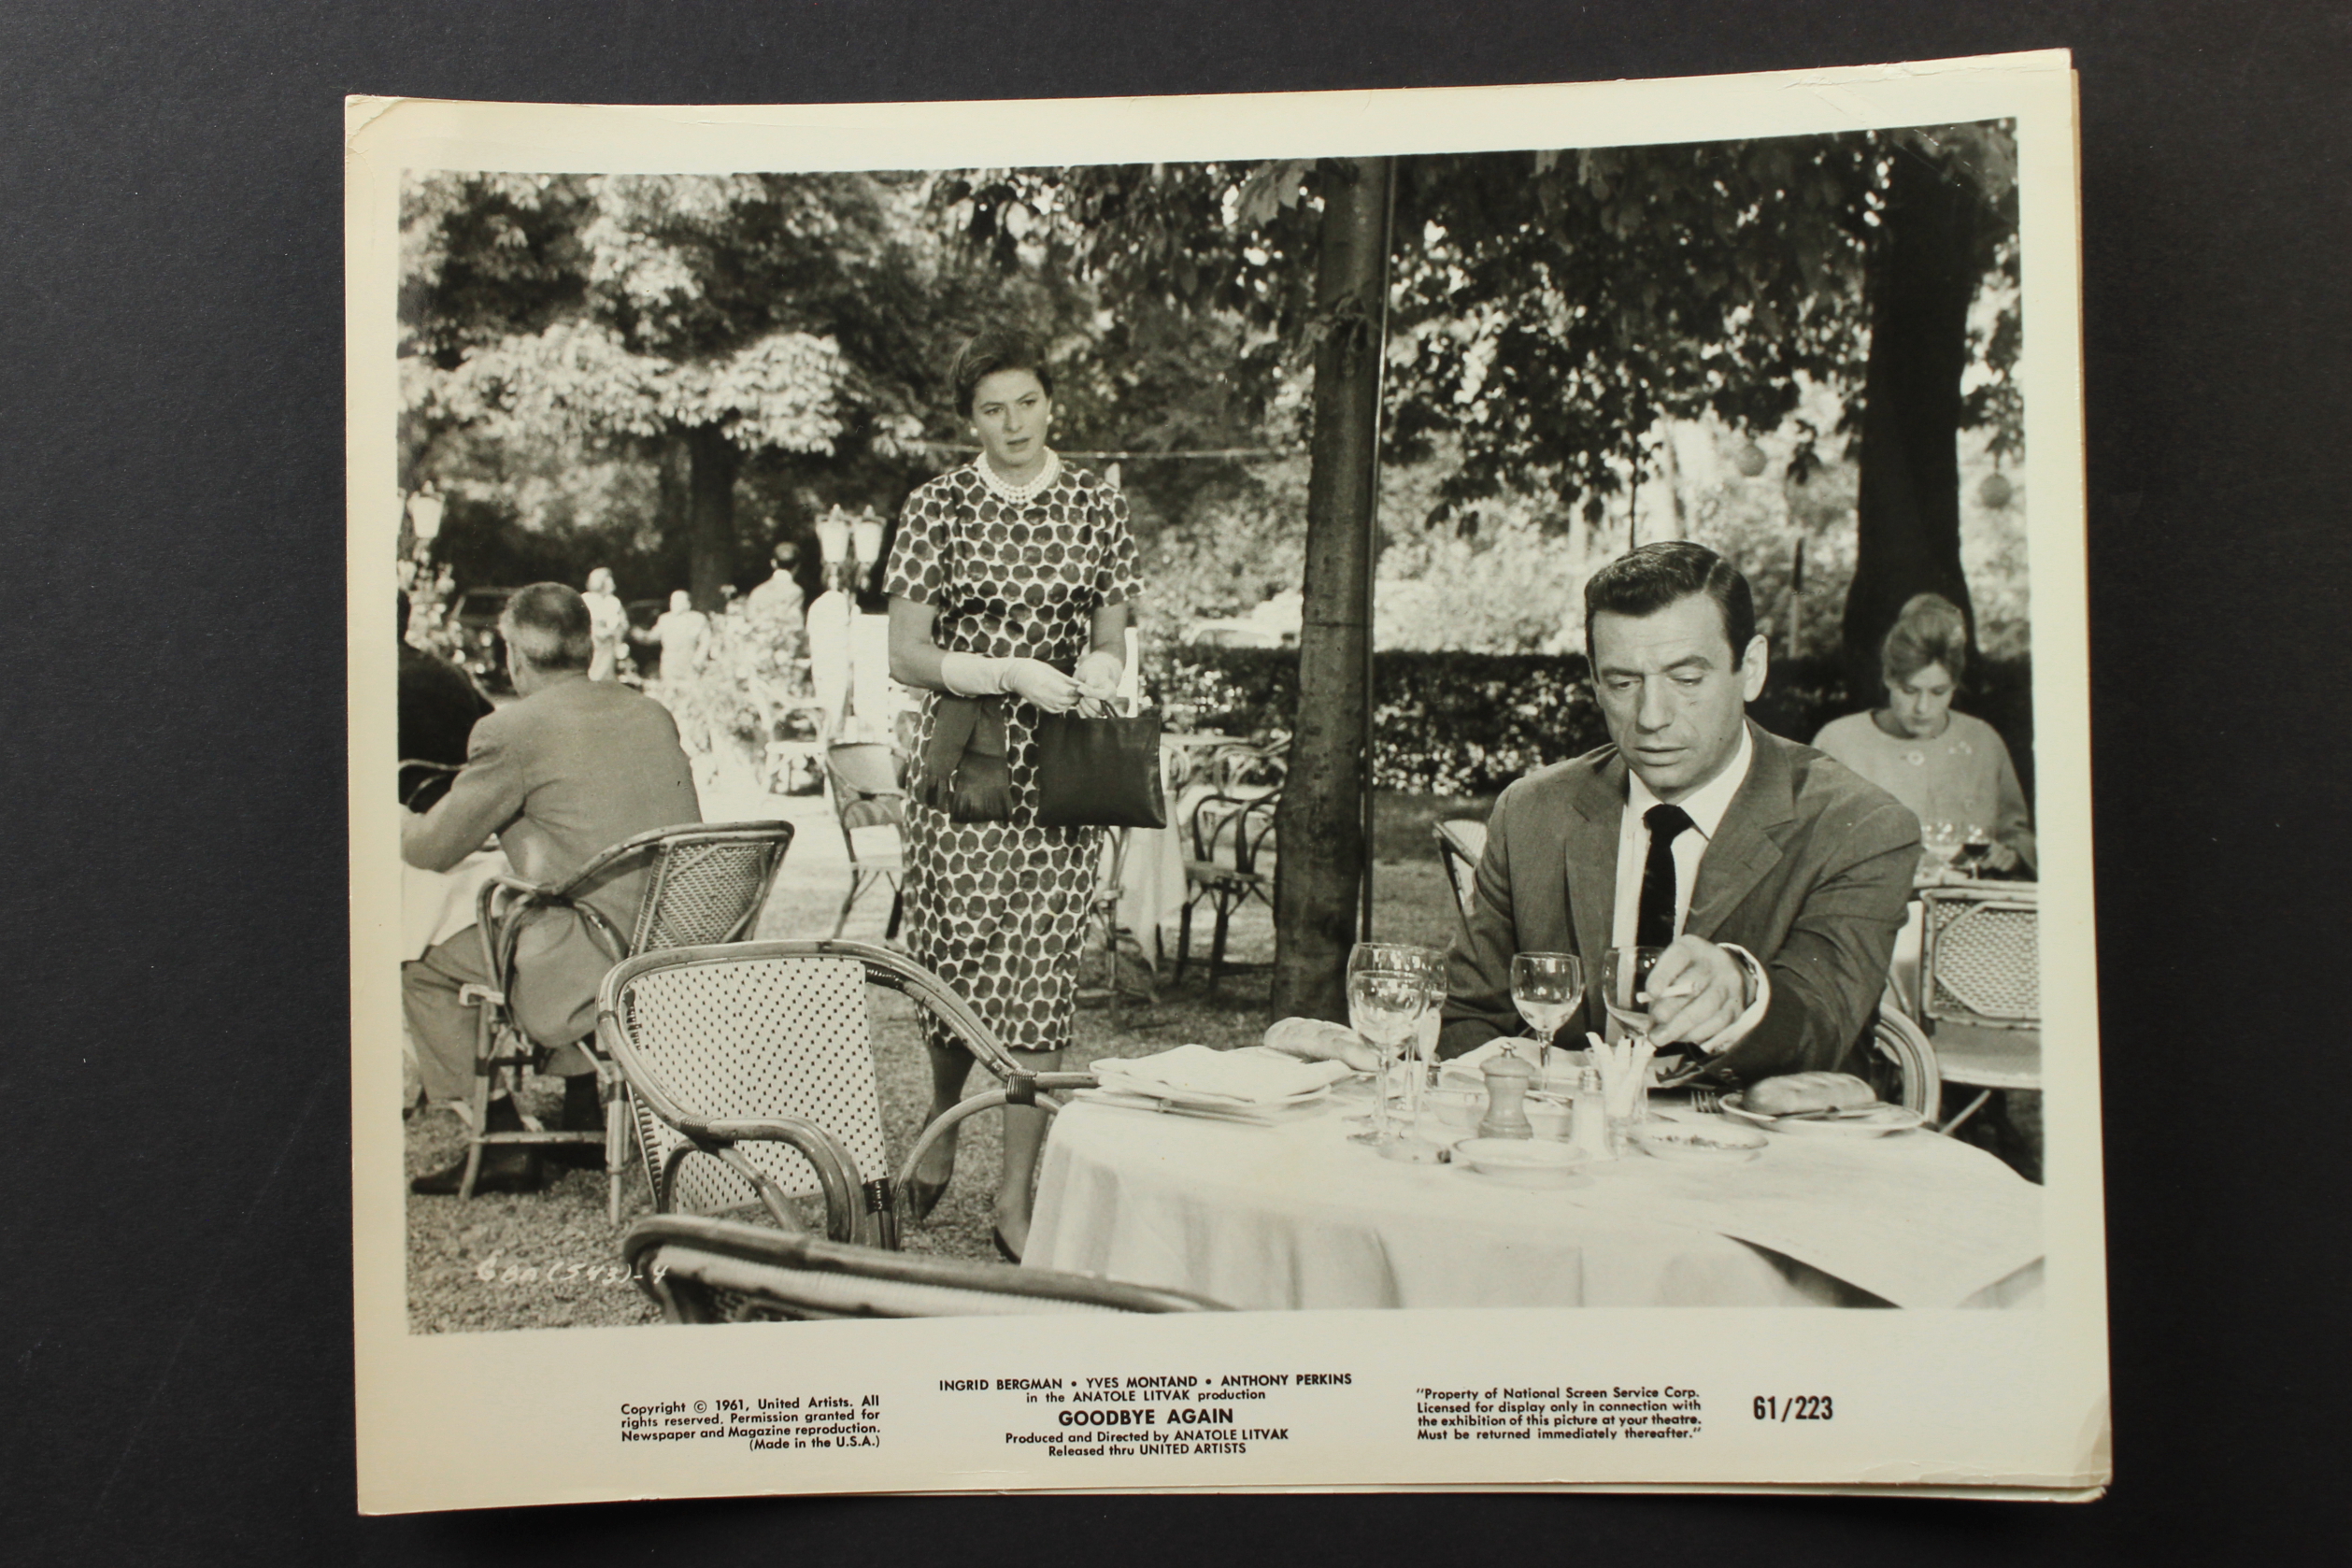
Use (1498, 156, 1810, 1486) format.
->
(1026, 1083, 2044, 1311)
(402, 847, 511, 960)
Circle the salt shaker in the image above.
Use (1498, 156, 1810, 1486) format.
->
(1477, 1054, 1536, 1140)
(1570, 1066, 1614, 1161)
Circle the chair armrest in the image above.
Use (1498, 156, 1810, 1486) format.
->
(673, 1115, 877, 1246)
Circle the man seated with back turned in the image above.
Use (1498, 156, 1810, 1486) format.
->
(402, 582, 702, 1194)
(1439, 542, 1920, 1086)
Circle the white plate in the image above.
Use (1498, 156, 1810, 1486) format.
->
(1086, 1076, 1332, 1117)
(1719, 1093, 1926, 1136)
(1629, 1119, 1768, 1162)
(1451, 1137, 1589, 1187)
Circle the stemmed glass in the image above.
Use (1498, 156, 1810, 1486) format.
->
(1598, 946, 1669, 1123)
(1346, 967, 1427, 1147)
(1957, 821, 1992, 877)
(1920, 819, 1961, 873)
(1346, 942, 1444, 1141)
(1509, 952, 1586, 1070)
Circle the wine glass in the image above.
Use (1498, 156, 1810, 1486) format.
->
(1346, 968, 1426, 1147)
(1957, 821, 1993, 877)
(1919, 819, 1961, 871)
(1348, 943, 1443, 1089)
(1599, 946, 1671, 1125)
(1508, 952, 1586, 1069)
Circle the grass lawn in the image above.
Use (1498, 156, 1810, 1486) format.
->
(402, 787, 1492, 1334)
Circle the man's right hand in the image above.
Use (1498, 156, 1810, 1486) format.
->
(1005, 658, 1083, 713)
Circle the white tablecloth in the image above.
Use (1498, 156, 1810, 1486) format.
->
(1027, 1084, 2044, 1310)
(401, 848, 510, 960)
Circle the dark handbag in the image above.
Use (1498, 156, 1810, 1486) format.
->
(1034, 707, 1168, 829)
(914, 696, 1013, 822)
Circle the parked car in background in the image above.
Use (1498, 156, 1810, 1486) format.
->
(450, 586, 520, 693)
(1183, 618, 1290, 649)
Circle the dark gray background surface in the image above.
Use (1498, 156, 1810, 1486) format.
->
(3, 2, 2344, 1561)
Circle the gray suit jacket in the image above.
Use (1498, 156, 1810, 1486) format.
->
(1437, 720, 1919, 1084)
(405, 674, 702, 1044)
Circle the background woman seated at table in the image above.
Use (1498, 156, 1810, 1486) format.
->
(1812, 592, 2034, 877)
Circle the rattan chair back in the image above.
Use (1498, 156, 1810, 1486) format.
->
(1920, 885, 2041, 1029)
(1433, 819, 1487, 923)
(825, 742, 905, 842)
(623, 1215, 1231, 1321)
(601, 940, 1024, 1229)
(620, 822, 796, 955)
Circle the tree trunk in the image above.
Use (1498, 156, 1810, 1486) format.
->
(1843, 148, 1983, 693)
(685, 423, 739, 611)
(1270, 156, 1392, 1023)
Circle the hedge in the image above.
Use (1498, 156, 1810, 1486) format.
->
(1156, 644, 2035, 802)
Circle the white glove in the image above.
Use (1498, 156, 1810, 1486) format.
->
(1073, 649, 1123, 700)
(1003, 658, 1082, 713)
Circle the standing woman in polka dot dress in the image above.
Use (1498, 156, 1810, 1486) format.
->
(883, 328, 1138, 1261)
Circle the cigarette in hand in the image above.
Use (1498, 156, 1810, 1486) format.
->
(1638, 984, 1698, 1003)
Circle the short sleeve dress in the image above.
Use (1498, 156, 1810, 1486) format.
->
(881, 454, 1143, 1057)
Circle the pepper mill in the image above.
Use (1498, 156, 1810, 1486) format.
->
(1477, 1054, 1536, 1140)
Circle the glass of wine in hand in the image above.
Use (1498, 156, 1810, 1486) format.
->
(1599, 946, 1673, 1121)
(1509, 952, 1585, 1068)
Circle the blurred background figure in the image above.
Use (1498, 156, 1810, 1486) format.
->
(583, 566, 629, 681)
(746, 538, 808, 650)
(1813, 592, 2034, 876)
(397, 591, 492, 813)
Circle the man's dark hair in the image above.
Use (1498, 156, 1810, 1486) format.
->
(949, 327, 1054, 418)
(500, 582, 593, 673)
(1583, 541, 1759, 666)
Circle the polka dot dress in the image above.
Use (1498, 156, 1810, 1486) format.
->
(882, 458, 1142, 1058)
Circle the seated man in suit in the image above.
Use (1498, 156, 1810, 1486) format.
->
(1439, 542, 1919, 1086)
(396, 591, 493, 811)
(402, 583, 702, 1194)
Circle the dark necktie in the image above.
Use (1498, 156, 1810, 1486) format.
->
(1635, 804, 1697, 949)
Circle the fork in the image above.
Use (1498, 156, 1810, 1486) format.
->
(1689, 1086, 1723, 1115)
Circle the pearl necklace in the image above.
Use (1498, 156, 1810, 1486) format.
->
(976, 449, 1061, 505)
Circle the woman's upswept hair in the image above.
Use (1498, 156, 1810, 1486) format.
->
(1881, 592, 1970, 687)
(949, 328, 1053, 418)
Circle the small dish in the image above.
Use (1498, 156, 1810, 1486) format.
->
(1720, 1094, 1926, 1137)
(1452, 1138, 1589, 1188)
(1628, 1119, 1768, 1163)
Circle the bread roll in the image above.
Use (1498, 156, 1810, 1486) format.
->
(1262, 1017, 1382, 1074)
(1745, 1071, 1878, 1116)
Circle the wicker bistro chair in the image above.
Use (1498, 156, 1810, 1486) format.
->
(1176, 785, 1282, 992)
(822, 741, 905, 941)
(1433, 819, 1488, 944)
(596, 940, 1099, 1249)
(1869, 1005, 1943, 1122)
(455, 820, 794, 1220)
(1077, 826, 1158, 1009)
(622, 1214, 1228, 1321)
(1917, 882, 2042, 1133)
(399, 758, 463, 813)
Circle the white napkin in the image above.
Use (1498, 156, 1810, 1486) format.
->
(1093, 1044, 1350, 1105)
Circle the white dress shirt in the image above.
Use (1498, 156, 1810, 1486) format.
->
(1606, 724, 1769, 1053)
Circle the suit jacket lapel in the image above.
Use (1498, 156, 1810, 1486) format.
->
(1563, 752, 1624, 971)
(1686, 721, 1795, 940)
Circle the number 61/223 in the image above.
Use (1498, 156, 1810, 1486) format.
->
(1755, 1395, 1833, 1421)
